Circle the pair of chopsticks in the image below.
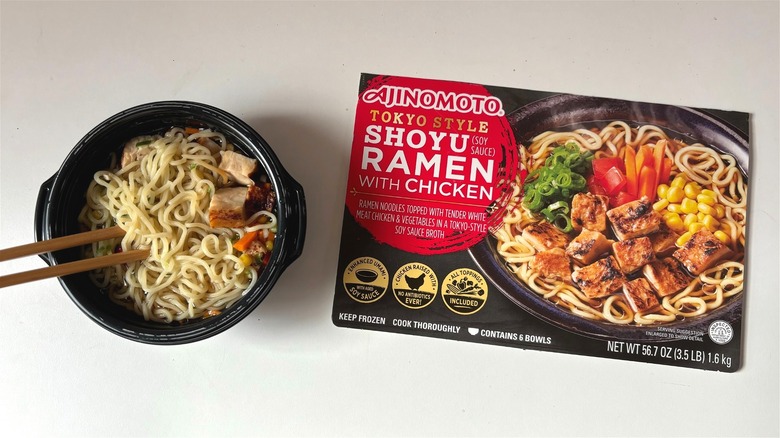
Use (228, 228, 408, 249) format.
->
(0, 226, 149, 288)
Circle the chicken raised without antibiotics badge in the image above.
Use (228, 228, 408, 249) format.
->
(392, 263, 438, 309)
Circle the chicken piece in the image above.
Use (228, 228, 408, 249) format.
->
(570, 193, 609, 232)
(647, 222, 679, 256)
(522, 221, 570, 252)
(120, 135, 158, 168)
(246, 182, 276, 216)
(622, 278, 661, 313)
(642, 257, 691, 297)
(606, 196, 661, 240)
(219, 150, 257, 185)
(565, 230, 613, 265)
(612, 237, 655, 274)
(571, 256, 626, 299)
(529, 248, 572, 281)
(208, 187, 248, 228)
(673, 229, 733, 275)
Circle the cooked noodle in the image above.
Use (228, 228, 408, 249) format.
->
(78, 127, 270, 323)
(495, 122, 746, 325)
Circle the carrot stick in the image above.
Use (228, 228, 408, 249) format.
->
(233, 231, 258, 252)
(624, 146, 637, 196)
(653, 140, 667, 183)
(637, 165, 657, 200)
(659, 157, 673, 186)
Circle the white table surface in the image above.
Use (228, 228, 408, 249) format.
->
(1, 2, 778, 437)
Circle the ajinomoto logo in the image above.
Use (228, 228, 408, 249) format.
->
(392, 263, 438, 309)
(343, 257, 388, 303)
(441, 268, 487, 315)
(361, 85, 505, 116)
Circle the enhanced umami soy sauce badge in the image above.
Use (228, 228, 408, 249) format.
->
(345, 75, 518, 255)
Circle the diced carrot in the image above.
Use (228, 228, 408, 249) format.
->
(653, 140, 667, 183)
(624, 146, 637, 196)
(233, 231, 259, 252)
(637, 165, 657, 200)
(184, 127, 200, 135)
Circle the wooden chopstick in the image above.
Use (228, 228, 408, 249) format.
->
(0, 226, 148, 289)
(0, 249, 149, 288)
(0, 226, 125, 262)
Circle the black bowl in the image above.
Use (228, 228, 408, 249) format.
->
(470, 94, 748, 341)
(34, 101, 306, 344)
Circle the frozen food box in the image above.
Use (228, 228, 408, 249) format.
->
(332, 73, 749, 371)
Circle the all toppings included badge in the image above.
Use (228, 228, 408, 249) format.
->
(345, 75, 518, 255)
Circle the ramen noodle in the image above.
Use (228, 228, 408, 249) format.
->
(78, 127, 277, 323)
(493, 121, 746, 325)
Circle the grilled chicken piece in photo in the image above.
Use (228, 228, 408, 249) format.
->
(219, 150, 258, 186)
(642, 257, 691, 297)
(612, 237, 655, 274)
(673, 229, 733, 275)
(647, 222, 680, 256)
(529, 248, 572, 282)
(622, 278, 661, 313)
(571, 256, 626, 299)
(570, 192, 609, 232)
(522, 221, 570, 252)
(606, 196, 661, 240)
(566, 229, 613, 265)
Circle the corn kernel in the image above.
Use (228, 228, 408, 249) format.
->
(666, 216, 685, 232)
(689, 222, 705, 233)
(701, 189, 718, 199)
(653, 199, 669, 211)
(676, 231, 694, 247)
(671, 175, 687, 189)
(666, 186, 685, 203)
(667, 203, 684, 214)
(702, 215, 719, 232)
(698, 203, 715, 216)
(664, 211, 681, 221)
(681, 198, 698, 214)
(239, 254, 253, 267)
(720, 222, 732, 233)
(657, 184, 670, 199)
(713, 230, 730, 244)
(683, 213, 698, 228)
(684, 182, 701, 199)
(714, 204, 726, 219)
(697, 212, 706, 222)
(696, 194, 716, 206)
